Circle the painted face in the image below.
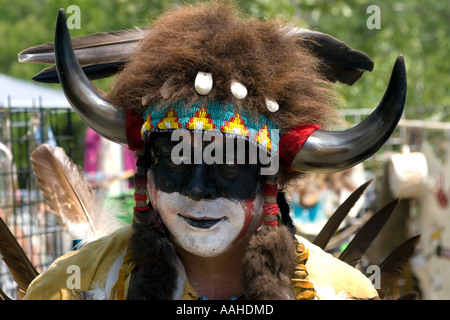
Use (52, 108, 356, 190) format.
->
(147, 133, 266, 257)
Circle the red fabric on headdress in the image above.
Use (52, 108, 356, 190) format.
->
(126, 110, 145, 151)
(279, 123, 321, 172)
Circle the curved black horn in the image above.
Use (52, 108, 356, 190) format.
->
(54, 9, 127, 145)
(292, 55, 407, 173)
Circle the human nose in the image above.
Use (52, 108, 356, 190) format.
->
(182, 163, 219, 201)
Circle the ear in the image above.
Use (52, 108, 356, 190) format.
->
(289, 28, 374, 85)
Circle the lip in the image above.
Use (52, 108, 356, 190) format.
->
(177, 213, 228, 229)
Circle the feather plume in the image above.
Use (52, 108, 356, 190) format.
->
(18, 28, 148, 64)
(31, 144, 124, 242)
(377, 235, 421, 298)
(31, 62, 126, 83)
(289, 28, 374, 85)
(396, 291, 419, 300)
(0, 287, 11, 300)
(339, 199, 399, 267)
(19, 25, 372, 86)
(0, 217, 39, 299)
(18, 28, 149, 83)
(313, 180, 372, 249)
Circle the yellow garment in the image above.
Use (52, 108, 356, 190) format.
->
(24, 225, 377, 300)
(296, 235, 378, 299)
(24, 226, 133, 300)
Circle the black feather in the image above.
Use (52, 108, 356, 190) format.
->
(20, 25, 372, 86)
(313, 180, 372, 249)
(378, 235, 421, 298)
(396, 291, 419, 300)
(339, 199, 399, 267)
(291, 28, 374, 85)
(32, 62, 126, 83)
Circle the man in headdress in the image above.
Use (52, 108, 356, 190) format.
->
(22, 2, 406, 300)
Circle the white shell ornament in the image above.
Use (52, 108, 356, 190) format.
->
(230, 80, 248, 100)
(194, 71, 213, 95)
(160, 78, 174, 99)
(265, 98, 279, 113)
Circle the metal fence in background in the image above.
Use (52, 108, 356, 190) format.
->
(0, 105, 76, 299)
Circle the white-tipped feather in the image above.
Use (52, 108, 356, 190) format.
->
(31, 144, 124, 243)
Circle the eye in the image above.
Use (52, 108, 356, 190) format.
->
(214, 163, 241, 180)
(165, 152, 192, 173)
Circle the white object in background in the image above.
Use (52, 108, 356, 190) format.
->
(388, 145, 428, 198)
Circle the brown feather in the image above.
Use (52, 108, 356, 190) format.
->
(313, 180, 372, 249)
(0, 287, 11, 300)
(31, 144, 121, 242)
(339, 199, 399, 267)
(20, 28, 147, 83)
(378, 235, 421, 298)
(0, 217, 39, 299)
(18, 28, 148, 64)
(19, 4, 372, 89)
(396, 291, 419, 300)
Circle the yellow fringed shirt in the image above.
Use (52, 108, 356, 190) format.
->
(23, 225, 378, 300)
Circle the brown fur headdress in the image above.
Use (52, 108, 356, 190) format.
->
(108, 1, 337, 133)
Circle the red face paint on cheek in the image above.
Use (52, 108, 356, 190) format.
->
(236, 199, 256, 242)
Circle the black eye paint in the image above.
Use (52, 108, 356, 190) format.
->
(149, 133, 264, 201)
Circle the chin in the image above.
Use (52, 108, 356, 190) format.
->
(154, 189, 265, 258)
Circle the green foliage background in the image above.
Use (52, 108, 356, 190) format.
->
(1, 0, 448, 120)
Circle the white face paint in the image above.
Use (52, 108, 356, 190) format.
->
(147, 173, 264, 257)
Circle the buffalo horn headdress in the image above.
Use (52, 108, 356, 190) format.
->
(20, 9, 406, 175)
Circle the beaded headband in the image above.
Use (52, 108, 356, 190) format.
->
(135, 99, 321, 227)
(141, 100, 280, 154)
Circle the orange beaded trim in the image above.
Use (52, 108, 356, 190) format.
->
(292, 242, 317, 300)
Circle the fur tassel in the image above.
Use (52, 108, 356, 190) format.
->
(126, 210, 179, 300)
(242, 224, 296, 300)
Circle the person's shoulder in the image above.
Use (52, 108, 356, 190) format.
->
(296, 235, 379, 299)
(23, 225, 132, 300)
